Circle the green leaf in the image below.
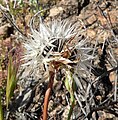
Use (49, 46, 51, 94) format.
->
(0, 94, 3, 120)
(6, 56, 18, 108)
(64, 70, 76, 120)
(65, 75, 70, 92)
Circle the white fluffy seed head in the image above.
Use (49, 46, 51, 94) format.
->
(22, 15, 94, 79)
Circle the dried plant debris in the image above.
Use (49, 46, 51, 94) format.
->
(0, 0, 118, 120)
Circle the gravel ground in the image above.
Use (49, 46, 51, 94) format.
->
(0, 0, 118, 120)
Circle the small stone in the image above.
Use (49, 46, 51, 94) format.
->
(86, 14, 97, 25)
(49, 7, 63, 17)
(87, 29, 96, 38)
(48, 100, 54, 111)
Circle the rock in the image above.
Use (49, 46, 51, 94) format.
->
(87, 29, 96, 38)
(86, 14, 97, 25)
(49, 7, 63, 17)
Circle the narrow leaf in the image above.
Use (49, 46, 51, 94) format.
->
(0, 94, 3, 120)
(6, 56, 18, 108)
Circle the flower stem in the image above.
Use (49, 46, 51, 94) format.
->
(67, 99, 75, 120)
(43, 71, 54, 120)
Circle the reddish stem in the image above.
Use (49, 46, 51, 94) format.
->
(42, 71, 54, 120)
